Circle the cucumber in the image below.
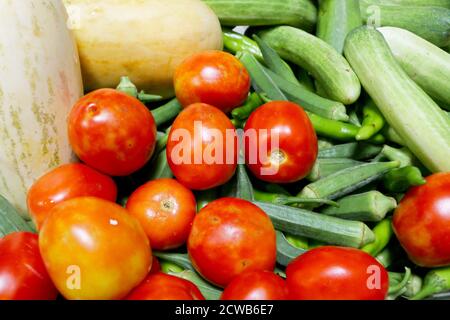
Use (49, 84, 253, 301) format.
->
(254, 201, 375, 248)
(0, 195, 35, 237)
(258, 26, 361, 105)
(202, 0, 317, 31)
(360, 0, 450, 9)
(317, 0, 362, 53)
(378, 27, 450, 108)
(361, 3, 450, 47)
(344, 26, 450, 172)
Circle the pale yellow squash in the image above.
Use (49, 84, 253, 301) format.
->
(0, 0, 83, 218)
(64, 0, 223, 97)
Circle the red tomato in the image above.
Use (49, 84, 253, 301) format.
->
(126, 178, 197, 251)
(126, 273, 205, 300)
(149, 257, 161, 274)
(68, 89, 157, 176)
(27, 163, 117, 230)
(244, 101, 318, 183)
(221, 271, 288, 300)
(0, 232, 58, 300)
(286, 246, 389, 300)
(39, 197, 151, 300)
(188, 198, 276, 288)
(166, 103, 238, 190)
(393, 172, 450, 267)
(174, 50, 251, 113)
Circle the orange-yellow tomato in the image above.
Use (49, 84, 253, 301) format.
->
(126, 178, 197, 251)
(39, 197, 151, 300)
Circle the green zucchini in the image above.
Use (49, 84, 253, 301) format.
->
(360, 3, 450, 47)
(344, 27, 450, 172)
(307, 158, 363, 182)
(258, 26, 361, 105)
(255, 201, 375, 248)
(202, 0, 317, 31)
(0, 195, 35, 237)
(276, 231, 306, 267)
(378, 27, 450, 108)
(317, 0, 362, 53)
(360, 0, 450, 9)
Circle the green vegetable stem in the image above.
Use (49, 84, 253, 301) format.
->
(356, 99, 386, 141)
(411, 267, 450, 300)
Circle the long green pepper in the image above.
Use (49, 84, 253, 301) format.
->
(356, 99, 386, 141)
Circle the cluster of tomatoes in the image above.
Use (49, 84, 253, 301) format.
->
(1, 50, 449, 300)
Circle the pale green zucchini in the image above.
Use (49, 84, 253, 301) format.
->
(378, 27, 450, 108)
(202, 0, 317, 31)
(344, 27, 450, 172)
(258, 26, 361, 105)
(360, 0, 450, 8)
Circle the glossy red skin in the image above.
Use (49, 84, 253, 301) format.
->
(188, 198, 277, 288)
(286, 246, 389, 300)
(39, 197, 151, 300)
(0, 232, 58, 300)
(68, 89, 157, 176)
(149, 257, 161, 275)
(126, 178, 197, 251)
(126, 273, 205, 300)
(27, 163, 117, 230)
(221, 271, 288, 300)
(244, 101, 318, 183)
(167, 103, 238, 190)
(174, 50, 251, 114)
(393, 172, 450, 267)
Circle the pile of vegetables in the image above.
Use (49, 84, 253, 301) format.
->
(1, 0, 450, 301)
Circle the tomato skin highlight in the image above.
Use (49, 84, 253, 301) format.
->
(188, 198, 277, 288)
(39, 197, 151, 300)
(0, 232, 58, 300)
(126, 273, 205, 300)
(244, 101, 318, 183)
(27, 163, 117, 230)
(286, 246, 389, 300)
(221, 270, 289, 300)
(393, 172, 450, 267)
(126, 178, 197, 251)
(174, 50, 251, 114)
(68, 89, 157, 176)
(167, 103, 238, 190)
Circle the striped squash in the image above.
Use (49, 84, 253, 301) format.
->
(0, 0, 83, 219)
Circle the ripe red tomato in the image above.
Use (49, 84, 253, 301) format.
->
(174, 50, 251, 114)
(68, 89, 157, 176)
(166, 103, 238, 190)
(188, 198, 276, 288)
(221, 271, 288, 300)
(244, 101, 318, 183)
(0, 232, 58, 300)
(286, 246, 389, 300)
(39, 197, 151, 300)
(149, 257, 161, 275)
(126, 178, 197, 251)
(393, 172, 450, 267)
(126, 273, 205, 300)
(27, 163, 117, 230)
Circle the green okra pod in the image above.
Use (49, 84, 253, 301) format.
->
(255, 201, 375, 248)
(307, 158, 363, 182)
(381, 145, 422, 168)
(322, 192, 397, 222)
(231, 92, 264, 120)
(298, 161, 401, 202)
(169, 270, 223, 300)
(153, 252, 195, 271)
(253, 189, 338, 207)
(285, 233, 309, 250)
(223, 29, 263, 61)
(318, 142, 382, 160)
(151, 98, 183, 127)
(276, 231, 307, 267)
(362, 218, 394, 256)
(196, 188, 219, 212)
(383, 166, 426, 193)
(236, 164, 255, 202)
(356, 99, 386, 141)
(411, 267, 450, 300)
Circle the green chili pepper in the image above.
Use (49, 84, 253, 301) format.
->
(151, 98, 182, 127)
(223, 29, 263, 61)
(380, 145, 419, 168)
(253, 189, 338, 207)
(160, 260, 185, 274)
(230, 118, 246, 129)
(231, 92, 264, 120)
(362, 218, 394, 256)
(285, 233, 309, 250)
(375, 246, 394, 268)
(411, 267, 450, 300)
(153, 252, 194, 271)
(356, 99, 386, 141)
(383, 166, 426, 193)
